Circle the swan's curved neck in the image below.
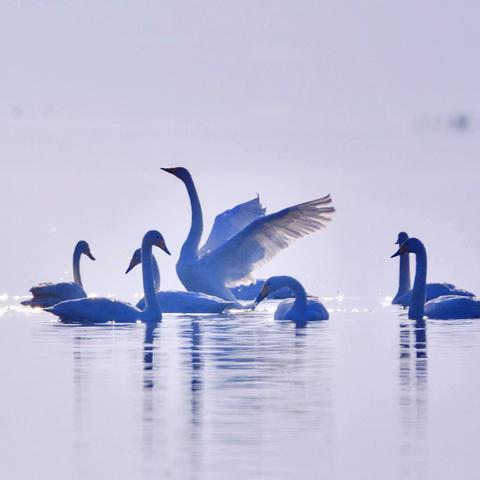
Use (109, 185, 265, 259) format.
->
(279, 277, 307, 310)
(395, 253, 411, 299)
(409, 246, 427, 320)
(73, 245, 83, 287)
(181, 174, 203, 260)
(141, 239, 161, 319)
(151, 254, 161, 292)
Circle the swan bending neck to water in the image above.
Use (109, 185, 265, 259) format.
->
(391, 238, 480, 320)
(162, 167, 335, 303)
(392, 231, 474, 306)
(22, 240, 96, 308)
(45, 231, 170, 323)
(126, 249, 237, 313)
(255, 275, 329, 325)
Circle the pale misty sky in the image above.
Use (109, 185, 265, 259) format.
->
(1, 1, 479, 300)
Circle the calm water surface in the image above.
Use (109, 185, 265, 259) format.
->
(1, 297, 479, 480)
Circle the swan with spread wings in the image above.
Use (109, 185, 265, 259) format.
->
(162, 167, 335, 303)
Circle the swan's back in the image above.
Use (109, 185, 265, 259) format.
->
(394, 283, 474, 307)
(274, 298, 329, 321)
(425, 295, 480, 320)
(136, 291, 235, 313)
(25, 282, 86, 307)
(46, 297, 140, 324)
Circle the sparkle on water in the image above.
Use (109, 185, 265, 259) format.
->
(0, 296, 479, 480)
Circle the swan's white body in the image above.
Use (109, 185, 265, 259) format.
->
(392, 232, 474, 306)
(163, 167, 334, 303)
(394, 284, 474, 307)
(126, 249, 237, 313)
(256, 276, 329, 325)
(425, 295, 480, 320)
(22, 240, 95, 308)
(392, 238, 480, 320)
(45, 231, 169, 324)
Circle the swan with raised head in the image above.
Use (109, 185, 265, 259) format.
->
(45, 231, 170, 323)
(162, 167, 335, 303)
(126, 249, 237, 313)
(391, 237, 480, 320)
(392, 232, 474, 306)
(255, 276, 329, 325)
(22, 240, 96, 308)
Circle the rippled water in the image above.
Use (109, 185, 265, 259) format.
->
(1, 297, 480, 480)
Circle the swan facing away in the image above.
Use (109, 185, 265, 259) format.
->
(392, 231, 474, 306)
(391, 238, 480, 320)
(126, 249, 237, 314)
(22, 240, 95, 308)
(255, 276, 329, 325)
(162, 167, 335, 304)
(45, 231, 170, 324)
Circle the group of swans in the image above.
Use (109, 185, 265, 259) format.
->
(161, 167, 334, 305)
(22, 167, 335, 325)
(391, 233, 479, 320)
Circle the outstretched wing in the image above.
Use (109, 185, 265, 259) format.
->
(199, 195, 266, 257)
(200, 195, 335, 286)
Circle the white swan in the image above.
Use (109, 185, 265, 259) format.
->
(391, 237, 480, 320)
(126, 249, 237, 313)
(255, 275, 329, 325)
(22, 240, 96, 308)
(392, 231, 474, 306)
(162, 167, 335, 303)
(45, 231, 170, 323)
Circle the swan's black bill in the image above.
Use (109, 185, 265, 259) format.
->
(87, 252, 96, 261)
(255, 287, 269, 305)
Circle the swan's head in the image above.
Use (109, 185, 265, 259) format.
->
(396, 231, 409, 245)
(143, 230, 171, 256)
(255, 276, 285, 304)
(125, 248, 142, 275)
(391, 237, 425, 257)
(161, 167, 191, 182)
(76, 240, 96, 261)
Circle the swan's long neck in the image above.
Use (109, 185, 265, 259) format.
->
(72, 245, 83, 287)
(409, 246, 427, 321)
(151, 254, 161, 292)
(395, 253, 411, 299)
(280, 276, 307, 310)
(181, 174, 203, 261)
(141, 239, 161, 319)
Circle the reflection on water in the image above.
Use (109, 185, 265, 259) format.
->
(399, 318, 428, 479)
(1, 299, 480, 480)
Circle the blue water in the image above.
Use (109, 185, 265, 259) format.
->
(1, 297, 480, 480)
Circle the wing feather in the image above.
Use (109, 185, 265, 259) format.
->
(199, 195, 266, 257)
(200, 195, 334, 286)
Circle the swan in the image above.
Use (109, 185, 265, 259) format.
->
(126, 248, 237, 313)
(22, 240, 96, 308)
(162, 167, 335, 303)
(45, 231, 170, 323)
(391, 237, 480, 320)
(392, 232, 475, 306)
(255, 275, 329, 325)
